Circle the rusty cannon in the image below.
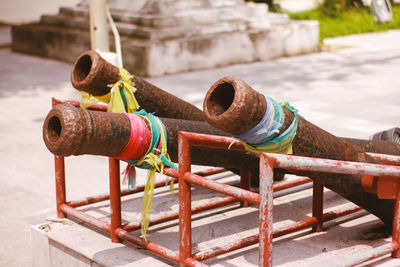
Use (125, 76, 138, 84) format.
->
(71, 51, 400, 158)
(203, 76, 398, 226)
(71, 50, 204, 121)
(43, 103, 259, 174)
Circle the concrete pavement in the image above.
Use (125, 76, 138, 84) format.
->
(1, 28, 400, 266)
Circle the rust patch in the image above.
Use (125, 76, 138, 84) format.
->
(43, 104, 130, 157)
(203, 76, 266, 135)
(71, 50, 119, 96)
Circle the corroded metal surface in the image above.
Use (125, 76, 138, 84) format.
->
(71, 51, 120, 96)
(71, 50, 205, 121)
(259, 155, 274, 267)
(261, 152, 400, 261)
(203, 76, 266, 135)
(42, 104, 258, 171)
(203, 76, 377, 161)
(203, 76, 400, 156)
(162, 117, 258, 171)
(203, 77, 397, 226)
(344, 138, 400, 156)
(43, 103, 131, 157)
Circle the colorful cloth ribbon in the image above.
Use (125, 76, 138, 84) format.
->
(80, 66, 176, 241)
(121, 110, 177, 241)
(235, 95, 300, 155)
(80, 66, 139, 113)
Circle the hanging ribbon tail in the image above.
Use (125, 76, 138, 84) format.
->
(284, 144, 293, 155)
(125, 110, 177, 240)
(141, 169, 156, 242)
(164, 174, 175, 194)
(122, 86, 140, 113)
(122, 163, 136, 189)
(169, 179, 175, 194)
(108, 85, 128, 113)
(117, 66, 140, 113)
(79, 66, 139, 113)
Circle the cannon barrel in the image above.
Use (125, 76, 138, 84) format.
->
(203, 76, 396, 226)
(71, 51, 400, 157)
(43, 103, 258, 172)
(71, 50, 205, 121)
(343, 138, 400, 156)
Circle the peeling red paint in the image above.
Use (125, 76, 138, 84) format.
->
(51, 117, 400, 266)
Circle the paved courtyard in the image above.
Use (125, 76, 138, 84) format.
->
(1, 27, 400, 266)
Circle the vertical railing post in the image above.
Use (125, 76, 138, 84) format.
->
(240, 169, 250, 207)
(178, 132, 192, 266)
(312, 182, 324, 232)
(109, 158, 121, 243)
(55, 155, 66, 218)
(392, 195, 400, 258)
(259, 154, 274, 267)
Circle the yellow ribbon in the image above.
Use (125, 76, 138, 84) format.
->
(134, 114, 173, 241)
(242, 138, 294, 155)
(80, 66, 139, 113)
(80, 67, 173, 241)
(239, 102, 299, 155)
(141, 169, 156, 242)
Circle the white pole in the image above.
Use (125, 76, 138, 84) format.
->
(89, 0, 110, 52)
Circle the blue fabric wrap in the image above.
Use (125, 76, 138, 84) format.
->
(234, 96, 284, 145)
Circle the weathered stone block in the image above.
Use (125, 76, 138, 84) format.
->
(11, 0, 319, 77)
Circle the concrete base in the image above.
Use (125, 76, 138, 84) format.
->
(11, 2, 319, 77)
(31, 220, 172, 267)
